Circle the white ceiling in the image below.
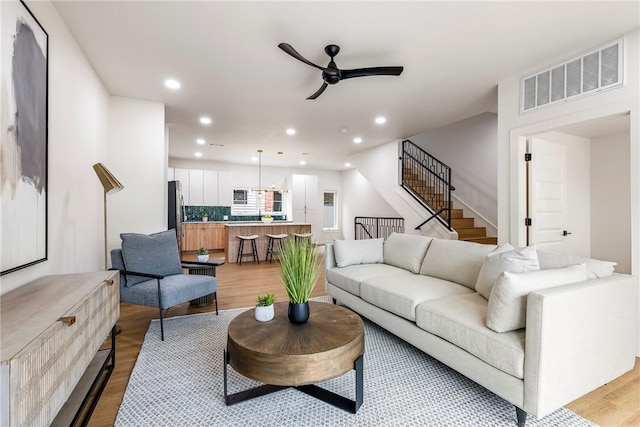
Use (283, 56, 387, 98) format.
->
(52, 1, 640, 170)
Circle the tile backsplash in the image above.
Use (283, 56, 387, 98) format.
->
(184, 206, 286, 222)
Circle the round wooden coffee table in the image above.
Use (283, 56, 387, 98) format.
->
(224, 301, 365, 413)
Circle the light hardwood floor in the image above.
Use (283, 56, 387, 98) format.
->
(89, 254, 640, 427)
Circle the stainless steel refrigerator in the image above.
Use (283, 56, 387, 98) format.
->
(168, 180, 184, 249)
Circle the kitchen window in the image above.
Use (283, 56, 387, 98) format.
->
(233, 190, 247, 205)
(231, 189, 286, 216)
(323, 191, 338, 230)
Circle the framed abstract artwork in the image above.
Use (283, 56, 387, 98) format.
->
(1, 0, 48, 275)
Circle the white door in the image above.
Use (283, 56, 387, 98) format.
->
(528, 137, 568, 253)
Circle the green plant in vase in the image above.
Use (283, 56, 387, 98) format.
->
(201, 210, 210, 221)
(255, 292, 275, 322)
(196, 247, 209, 262)
(278, 237, 322, 324)
(256, 292, 275, 306)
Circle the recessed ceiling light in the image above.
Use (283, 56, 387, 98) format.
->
(196, 138, 206, 145)
(345, 162, 351, 167)
(286, 128, 296, 135)
(251, 156, 258, 162)
(164, 79, 180, 89)
(299, 160, 306, 166)
(200, 116, 212, 125)
(375, 116, 387, 124)
(353, 137, 362, 144)
(194, 152, 203, 157)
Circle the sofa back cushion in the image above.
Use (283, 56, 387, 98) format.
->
(420, 239, 496, 289)
(333, 238, 384, 267)
(537, 250, 616, 279)
(475, 244, 540, 299)
(120, 230, 183, 286)
(486, 263, 589, 333)
(383, 232, 433, 274)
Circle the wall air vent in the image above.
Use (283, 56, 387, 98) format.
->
(521, 39, 623, 113)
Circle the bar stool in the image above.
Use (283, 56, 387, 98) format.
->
(293, 232, 313, 245)
(265, 233, 288, 263)
(236, 235, 259, 265)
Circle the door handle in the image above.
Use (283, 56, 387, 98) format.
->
(562, 230, 572, 236)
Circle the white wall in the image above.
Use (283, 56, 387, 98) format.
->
(1, 1, 110, 294)
(497, 29, 640, 354)
(534, 131, 591, 257)
(108, 97, 166, 259)
(591, 132, 631, 273)
(409, 112, 498, 226)
(341, 169, 401, 240)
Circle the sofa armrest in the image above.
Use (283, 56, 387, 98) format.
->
(324, 243, 336, 292)
(523, 274, 638, 418)
(325, 243, 336, 269)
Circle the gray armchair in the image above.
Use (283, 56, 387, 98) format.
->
(110, 230, 217, 340)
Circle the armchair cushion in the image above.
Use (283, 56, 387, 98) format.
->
(120, 230, 182, 286)
(120, 274, 216, 309)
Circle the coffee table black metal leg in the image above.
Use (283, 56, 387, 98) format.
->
(223, 349, 229, 403)
(224, 349, 286, 405)
(224, 349, 363, 413)
(355, 354, 364, 412)
(295, 354, 364, 414)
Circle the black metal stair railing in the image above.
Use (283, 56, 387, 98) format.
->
(400, 139, 454, 231)
(354, 217, 404, 240)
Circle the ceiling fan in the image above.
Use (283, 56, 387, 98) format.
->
(278, 43, 404, 100)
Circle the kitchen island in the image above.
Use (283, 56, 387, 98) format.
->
(225, 222, 311, 263)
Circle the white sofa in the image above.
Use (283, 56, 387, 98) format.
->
(324, 233, 638, 426)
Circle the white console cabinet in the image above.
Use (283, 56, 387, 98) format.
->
(0, 271, 119, 427)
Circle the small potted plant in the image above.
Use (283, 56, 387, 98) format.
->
(196, 247, 209, 262)
(201, 211, 209, 222)
(255, 292, 275, 322)
(261, 214, 273, 224)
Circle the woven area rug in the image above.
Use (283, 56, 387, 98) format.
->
(116, 300, 595, 426)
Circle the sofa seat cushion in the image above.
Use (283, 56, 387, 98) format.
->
(416, 293, 525, 379)
(360, 275, 474, 322)
(420, 239, 497, 290)
(326, 264, 412, 296)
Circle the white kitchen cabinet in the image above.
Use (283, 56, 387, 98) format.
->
(174, 168, 190, 204)
(188, 169, 204, 206)
(292, 174, 319, 226)
(218, 171, 233, 206)
(203, 170, 219, 206)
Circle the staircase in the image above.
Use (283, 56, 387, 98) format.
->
(401, 140, 496, 245)
(450, 208, 497, 245)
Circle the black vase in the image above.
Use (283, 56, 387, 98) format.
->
(288, 301, 310, 324)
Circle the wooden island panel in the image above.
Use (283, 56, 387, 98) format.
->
(183, 222, 226, 251)
(225, 222, 311, 263)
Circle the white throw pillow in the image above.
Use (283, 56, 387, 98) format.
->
(475, 244, 540, 300)
(537, 250, 617, 279)
(333, 238, 384, 268)
(383, 233, 433, 273)
(486, 264, 589, 333)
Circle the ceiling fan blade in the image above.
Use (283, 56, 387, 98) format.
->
(278, 43, 324, 70)
(340, 66, 404, 80)
(306, 83, 328, 100)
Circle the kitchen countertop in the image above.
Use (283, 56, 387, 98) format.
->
(223, 222, 310, 227)
(185, 221, 296, 224)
